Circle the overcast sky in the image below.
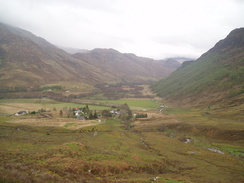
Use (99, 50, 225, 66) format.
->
(0, 0, 243, 59)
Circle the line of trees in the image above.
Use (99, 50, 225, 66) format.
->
(59, 104, 98, 120)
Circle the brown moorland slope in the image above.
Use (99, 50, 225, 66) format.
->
(0, 23, 175, 92)
(0, 23, 116, 91)
(73, 48, 174, 83)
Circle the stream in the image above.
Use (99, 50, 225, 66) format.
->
(206, 147, 224, 154)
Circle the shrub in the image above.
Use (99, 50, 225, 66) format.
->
(135, 113, 148, 118)
(227, 88, 244, 98)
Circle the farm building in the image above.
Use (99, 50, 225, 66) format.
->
(15, 111, 28, 116)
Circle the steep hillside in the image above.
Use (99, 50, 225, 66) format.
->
(152, 28, 244, 108)
(0, 23, 175, 92)
(73, 48, 175, 83)
(0, 23, 117, 92)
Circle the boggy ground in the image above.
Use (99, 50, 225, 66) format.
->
(0, 105, 244, 183)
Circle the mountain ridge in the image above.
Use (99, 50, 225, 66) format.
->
(72, 48, 175, 83)
(0, 22, 56, 50)
(0, 22, 176, 92)
(152, 27, 244, 108)
(0, 23, 117, 90)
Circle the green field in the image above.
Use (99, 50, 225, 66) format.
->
(0, 98, 41, 104)
(98, 99, 160, 110)
(0, 99, 111, 114)
(0, 98, 160, 114)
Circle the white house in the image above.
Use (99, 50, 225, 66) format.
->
(15, 111, 28, 116)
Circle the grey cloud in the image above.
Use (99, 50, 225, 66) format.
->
(0, 0, 243, 59)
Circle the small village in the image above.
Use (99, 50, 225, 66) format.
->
(14, 103, 148, 122)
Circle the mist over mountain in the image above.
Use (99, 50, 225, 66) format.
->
(57, 46, 89, 54)
(152, 28, 244, 108)
(0, 22, 176, 92)
(158, 58, 181, 69)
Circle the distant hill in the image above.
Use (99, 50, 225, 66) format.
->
(72, 48, 175, 83)
(158, 58, 182, 69)
(171, 57, 196, 63)
(0, 22, 175, 92)
(152, 28, 244, 108)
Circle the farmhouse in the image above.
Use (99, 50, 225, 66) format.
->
(15, 111, 28, 116)
(77, 116, 85, 120)
(73, 108, 84, 116)
(110, 110, 119, 115)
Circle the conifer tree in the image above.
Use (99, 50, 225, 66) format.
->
(93, 111, 98, 119)
(59, 110, 63, 117)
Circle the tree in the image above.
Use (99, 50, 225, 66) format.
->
(120, 103, 132, 120)
(83, 104, 90, 114)
(88, 111, 93, 119)
(135, 113, 148, 118)
(93, 111, 98, 119)
(59, 110, 63, 117)
(120, 103, 133, 130)
(102, 110, 112, 117)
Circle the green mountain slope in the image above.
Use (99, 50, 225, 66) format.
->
(152, 28, 244, 108)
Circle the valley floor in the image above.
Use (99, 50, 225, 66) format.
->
(0, 98, 243, 183)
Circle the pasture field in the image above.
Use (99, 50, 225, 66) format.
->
(0, 98, 159, 114)
(0, 99, 244, 182)
(0, 98, 110, 114)
(98, 98, 160, 110)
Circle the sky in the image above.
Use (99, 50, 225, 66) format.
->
(0, 0, 243, 59)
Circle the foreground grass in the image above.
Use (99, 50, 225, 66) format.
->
(163, 106, 244, 130)
(0, 114, 244, 182)
(151, 106, 244, 158)
(0, 98, 243, 182)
